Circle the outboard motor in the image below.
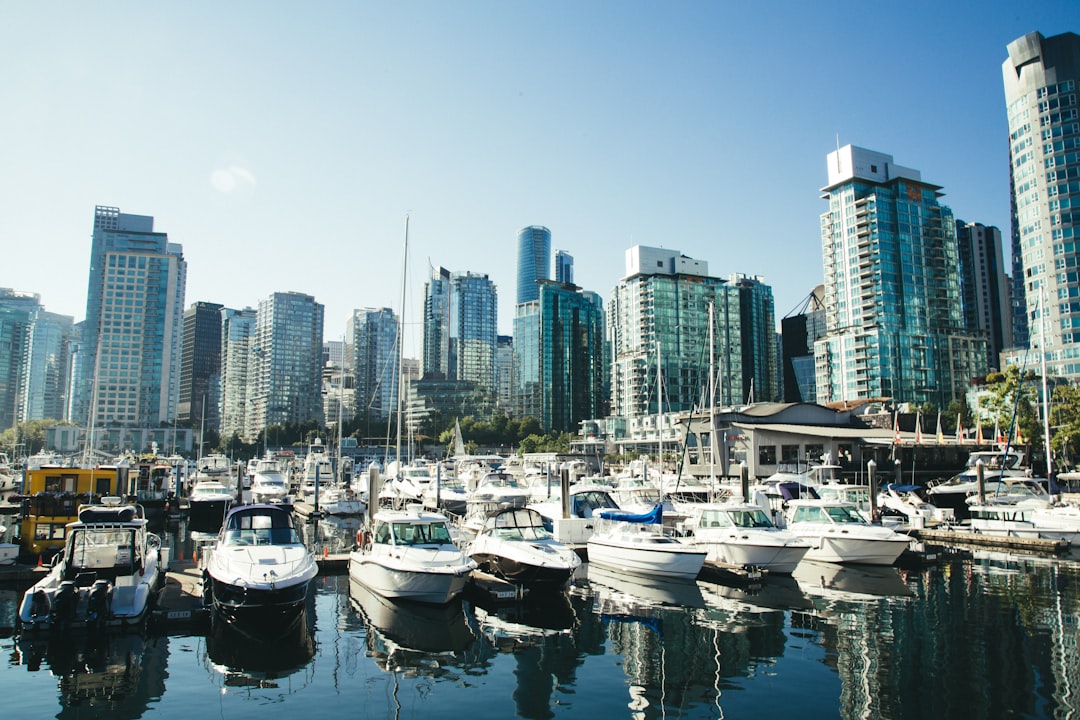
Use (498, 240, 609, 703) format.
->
(87, 580, 112, 630)
(29, 589, 51, 622)
(51, 581, 78, 632)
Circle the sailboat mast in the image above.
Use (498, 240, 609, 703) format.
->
(656, 339, 663, 473)
(708, 300, 716, 485)
(395, 215, 409, 471)
(1040, 289, 1053, 478)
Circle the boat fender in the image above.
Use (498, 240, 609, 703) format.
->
(356, 529, 369, 547)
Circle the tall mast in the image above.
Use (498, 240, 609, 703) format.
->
(1040, 289, 1053, 479)
(396, 215, 409, 471)
(656, 338, 663, 474)
(708, 300, 716, 486)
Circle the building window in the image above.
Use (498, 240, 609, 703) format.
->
(781, 445, 800, 462)
(758, 446, 776, 465)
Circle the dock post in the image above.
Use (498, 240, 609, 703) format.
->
(560, 466, 571, 518)
(976, 459, 986, 505)
(739, 462, 749, 501)
(868, 459, 878, 523)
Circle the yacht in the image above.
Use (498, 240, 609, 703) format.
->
(925, 449, 1028, 519)
(586, 506, 706, 580)
(466, 506, 582, 590)
(350, 503, 476, 604)
(682, 502, 811, 575)
(18, 497, 164, 632)
(201, 504, 318, 631)
(249, 457, 292, 506)
(187, 479, 235, 532)
(782, 499, 913, 565)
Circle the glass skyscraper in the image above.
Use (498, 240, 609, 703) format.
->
(1003, 31, 1080, 376)
(219, 307, 256, 441)
(608, 246, 750, 418)
(249, 292, 324, 433)
(179, 301, 223, 431)
(513, 282, 604, 432)
(422, 267, 498, 393)
(516, 226, 551, 305)
(815, 146, 985, 408)
(347, 307, 398, 422)
(77, 206, 187, 429)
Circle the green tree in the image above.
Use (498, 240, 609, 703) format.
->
(979, 366, 1039, 450)
(1049, 384, 1080, 470)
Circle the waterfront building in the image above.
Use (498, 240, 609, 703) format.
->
(516, 226, 551, 305)
(729, 273, 778, 403)
(75, 205, 187, 429)
(248, 292, 324, 434)
(178, 301, 223, 431)
(1002, 31, 1080, 375)
(815, 146, 985, 408)
(513, 281, 605, 432)
(956, 221, 1012, 371)
(781, 286, 827, 403)
(0, 289, 75, 427)
(347, 307, 398, 422)
(218, 307, 256, 441)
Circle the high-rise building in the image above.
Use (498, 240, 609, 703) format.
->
(608, 246, 746, 419)
(815, 146, 985, 408)
(729, 273, 778, 403)
(555, 249, 574, 285)
(956, 221, 1012, 371)
(516, 226, 551, 305)
(513, 281, 605, 431)
(422, 266, 452, 378)
(495, 335, 514, 412)
(248, 292, 324, 434)
(219, 307, 257, 441)
(782, 286, 827, 403)
(76, 206, 187, 428)
(347, 308, 399, 422)
(178, 301, 224, 431)
(1003, 31, 1080, 375)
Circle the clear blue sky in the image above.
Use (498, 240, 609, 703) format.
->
(1, 2, 1075, 356)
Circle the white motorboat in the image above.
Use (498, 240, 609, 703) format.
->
(422, 475, 470, 517)
(783, 499, 913, 565)
(0, 522, 17, 565)
(187, 479, 235, 531)
(967, 497, 1080, 544)
(465, 471, 534, 520)
(249, 458, 292, 506)
(312, 482, 366, 516)
(467, 507, 582, 590)
(877, 483, 949, 528)
(18, 497, 164, 632)
(201, 504, 318, 631)
(527, 483, 623, 545)
(683, 502, 811, 575)
(349, 504, 476, 604)
(587, 505, 706, 580)
(925, 449, 1029, 519)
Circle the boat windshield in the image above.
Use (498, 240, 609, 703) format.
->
(792, 504, 865, 525)
(224, 527, 300, 545)
(377, 521, 453, 546)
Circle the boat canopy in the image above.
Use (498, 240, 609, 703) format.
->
(598, 503, 663, 525)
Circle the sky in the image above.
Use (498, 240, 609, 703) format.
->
(1, 2, 1076, 357)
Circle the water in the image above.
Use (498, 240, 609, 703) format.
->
(2, 514, 1080, 720)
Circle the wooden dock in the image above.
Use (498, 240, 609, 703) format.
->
(909, 528, 1069, 554)
(698, 559, 766, 584)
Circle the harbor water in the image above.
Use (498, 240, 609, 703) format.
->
(1, 513, 1079, 719)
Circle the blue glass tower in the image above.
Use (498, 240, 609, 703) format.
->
(516, 226, 551, 305)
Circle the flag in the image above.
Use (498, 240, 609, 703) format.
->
(915, 411, 923, 444)
(976, 421, 984, 445)
(994, 418, 1002, 445)
(1014, 423, 1024, 446)
(893, 412, 901, 444)
(936, 412, 944, 444)
(956, 414, 965, 444)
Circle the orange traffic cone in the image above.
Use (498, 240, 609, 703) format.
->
(323, 546, 329, 559)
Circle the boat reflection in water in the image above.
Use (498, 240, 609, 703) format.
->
(204, 600, 316, 689)
(792, 559, 914, 603)
(15, 631, 165, 714)
(348, 576, 474, 669)
(585, 563, 705, 609)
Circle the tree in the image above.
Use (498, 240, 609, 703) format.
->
(979, 366, 1039, 451)
(1049, 384, 1080, 470)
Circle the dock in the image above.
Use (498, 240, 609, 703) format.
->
(909, 528, 1070, 554)
(698, 559, 766, 584)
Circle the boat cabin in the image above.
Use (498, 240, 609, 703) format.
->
(20, 466, 130, 556)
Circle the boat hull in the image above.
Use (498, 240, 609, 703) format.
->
(349, 553, 472, 605)
(207, 574, 312, 630)
(469, 550, 577, 589)
(799, 533, 910, 565)
(694, 536, 810, 575)
(586, 537, 706, 580)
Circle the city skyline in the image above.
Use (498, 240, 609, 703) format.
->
(1, 4, 1075, 354)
